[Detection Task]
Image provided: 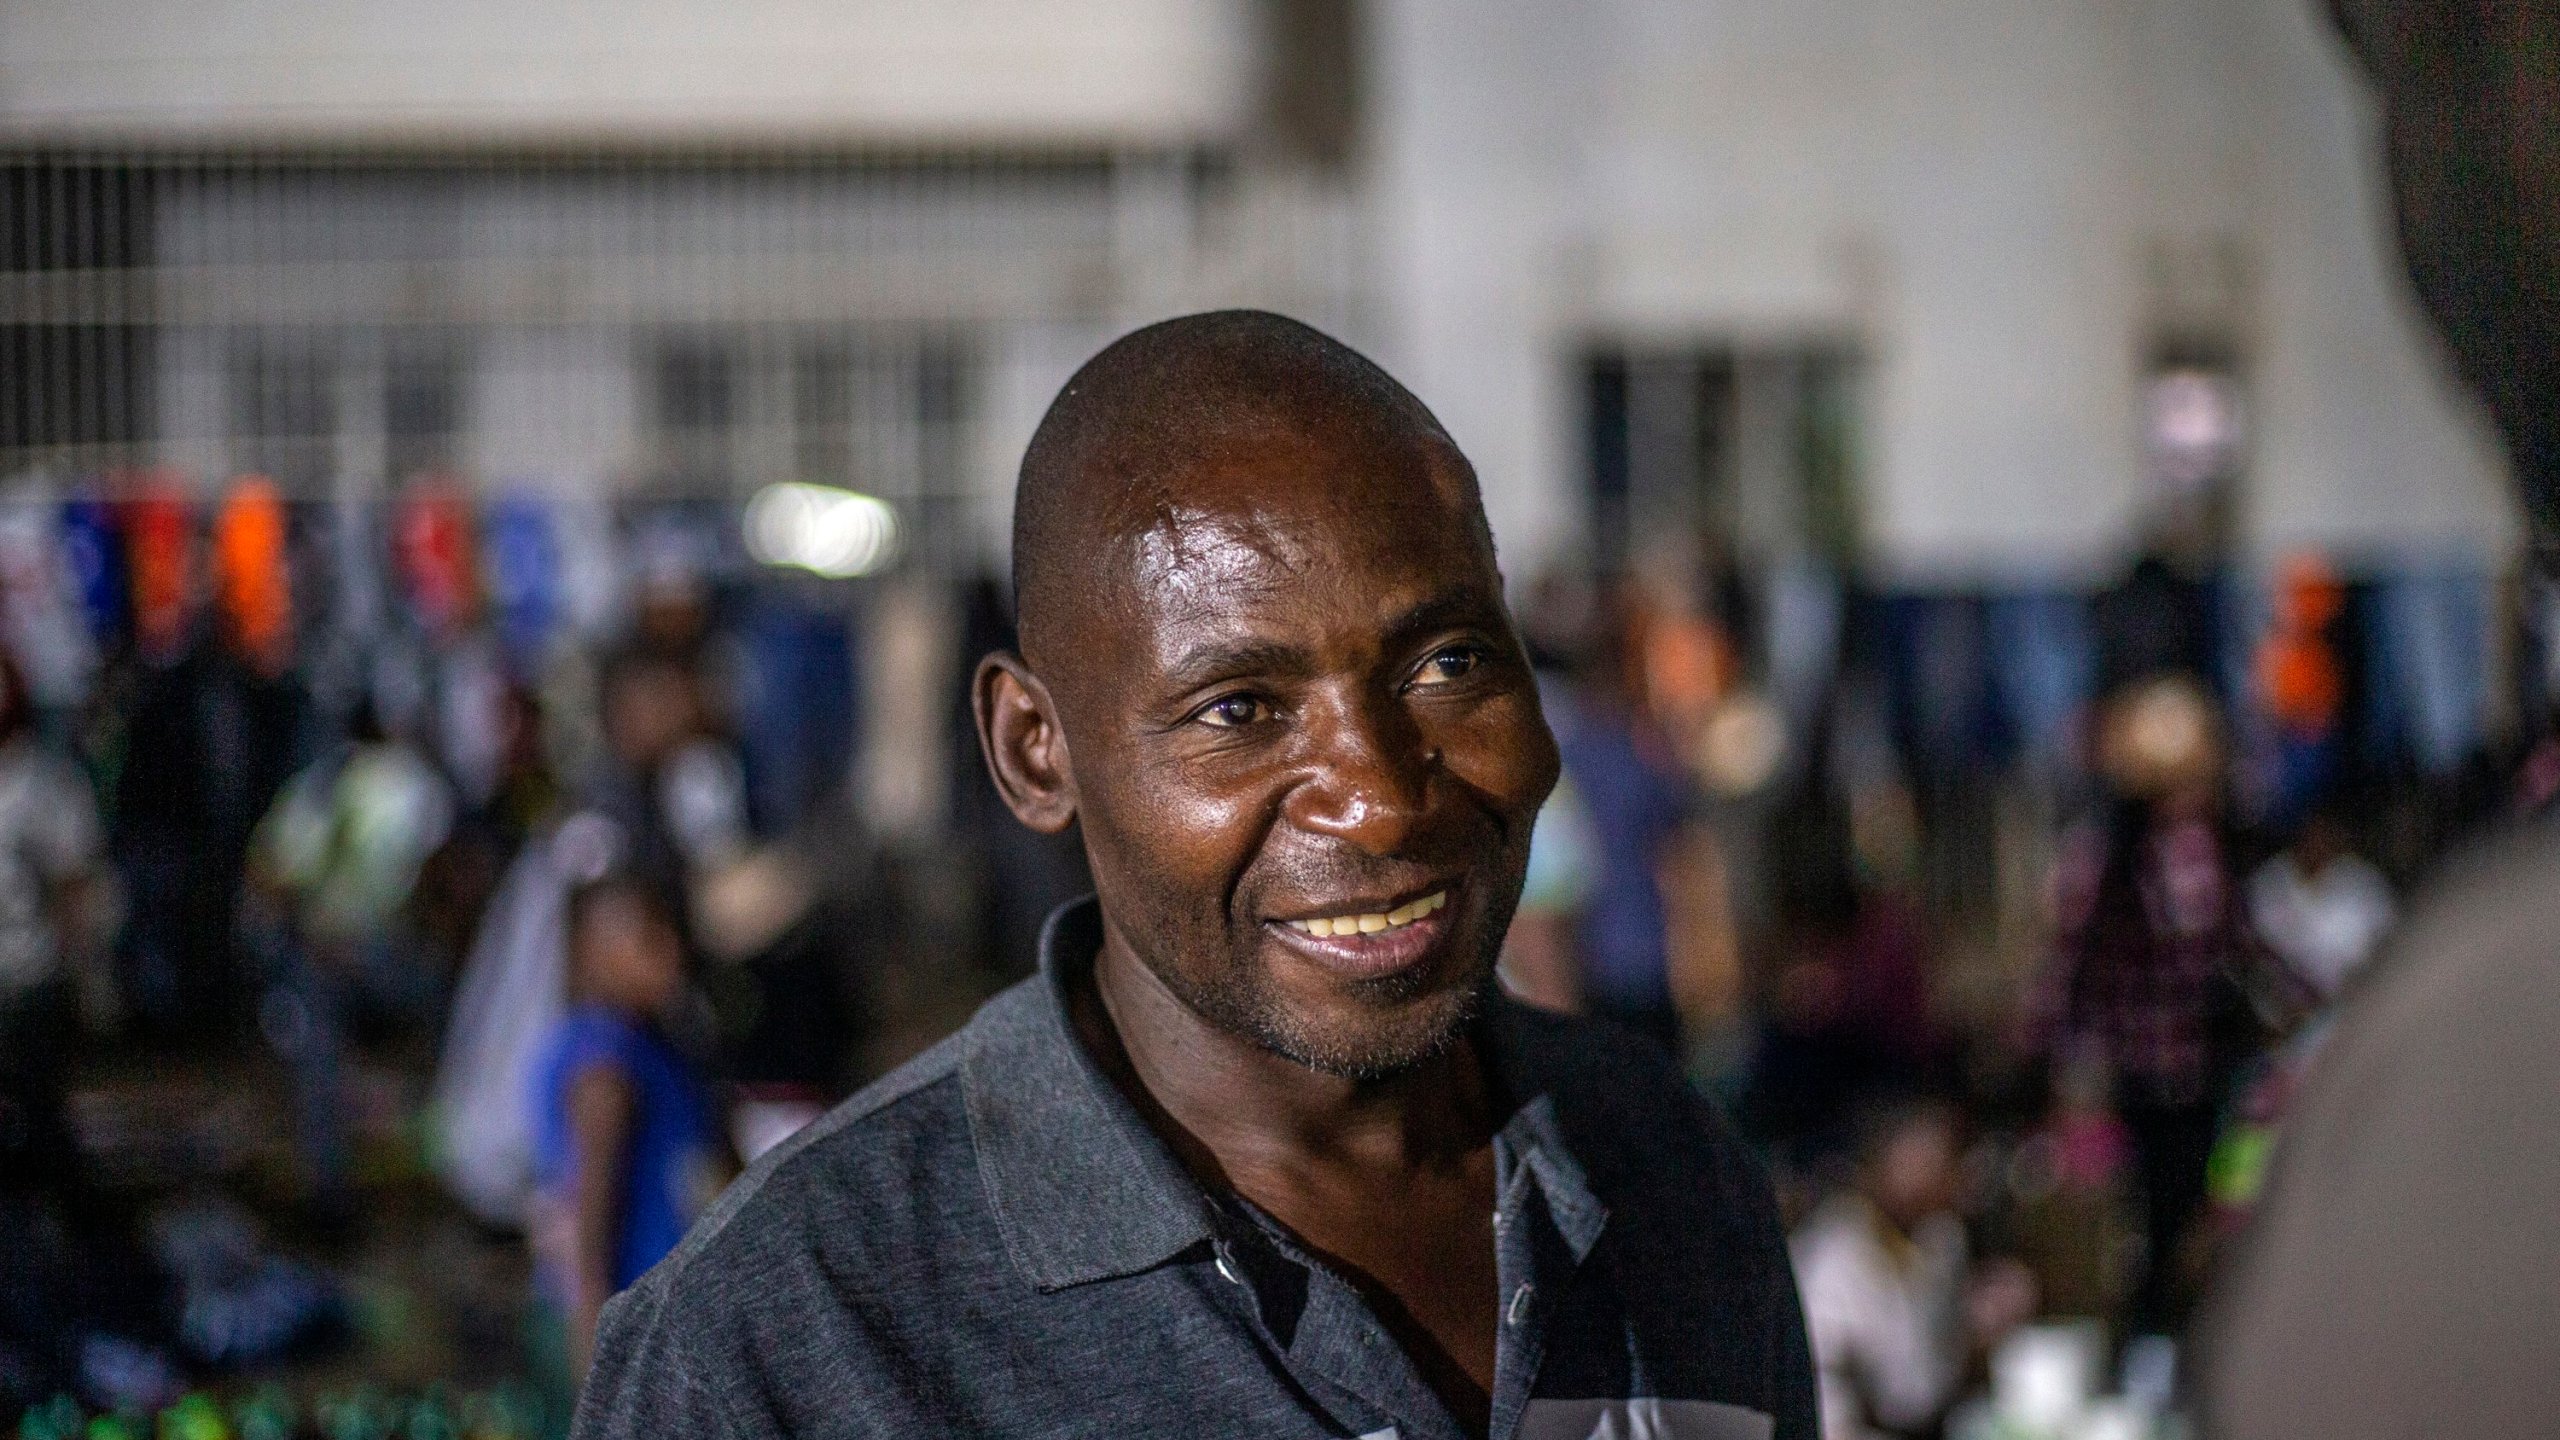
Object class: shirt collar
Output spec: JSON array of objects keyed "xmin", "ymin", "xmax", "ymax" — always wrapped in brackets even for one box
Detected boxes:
[
  {"xmin": 961, "ymin": 895, "xmax": 1611, "ymax": 1291},
  {"xmin": 962, "ymin": 897, "xmax": 1218, "ymax": 1292},
  {"xmin": 1480, "ymin": 1004, "xmax": 1610, "ymax": 1262}
]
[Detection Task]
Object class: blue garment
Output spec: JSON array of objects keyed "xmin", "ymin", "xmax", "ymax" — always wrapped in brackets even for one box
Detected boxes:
[
  {"xmin": 1985, "ymin": 591, "xmax": 2095, "ymax": 777},
  {"xmin": 1555, "ymin": 700, "xmax": 1692, "ymax": 1012},
  {"xmin": 482, "ymin": 495, "xmax": 563, "ymax": 668},
  {"xmin": 533, "ymin": 1006, "xmax": 721, "ymax": 1293},
  {"xmin": 2367, "ymin": 567, "xmax": 2491, "ymax": 776},
  {"xmin": 734, "ymin": 601, "xmax": 858, "ymax": 836},
  {"xmin": 58, "ymin": 498, "xmax": 125, "ymax": 644}
]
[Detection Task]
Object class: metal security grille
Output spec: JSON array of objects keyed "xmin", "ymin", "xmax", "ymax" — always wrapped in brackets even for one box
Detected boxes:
[{"xmin": 1, "ymin": 146, "xmax": 1367, "ymax": 572}]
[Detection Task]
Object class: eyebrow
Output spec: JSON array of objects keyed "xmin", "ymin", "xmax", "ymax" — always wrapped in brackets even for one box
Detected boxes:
[
  {"xmin": 1154, "ymin": 587, "xmax": 1500, "ymax": 693},
  {"xmin": 1377, "ymin": 589, "xmax": 1499, "ymax": 647},
  {"xmin": 1158, "ymin": 638, "xmax": 1312, "ymax": 692}
]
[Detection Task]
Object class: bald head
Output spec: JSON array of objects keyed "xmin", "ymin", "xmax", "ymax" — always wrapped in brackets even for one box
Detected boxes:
[
  {"xmin": 1012, "ymin": 310, "xmax": 1480, "ymax": 662},
  {"xmin": 976, "ymin": 309, "xmax": 1554, "ymax": 1081}
]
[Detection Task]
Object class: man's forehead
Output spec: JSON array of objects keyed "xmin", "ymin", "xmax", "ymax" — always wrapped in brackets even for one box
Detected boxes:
[{"xmin": 1102, "ymin": 470, "xmax": 1497, "ymax": 660}]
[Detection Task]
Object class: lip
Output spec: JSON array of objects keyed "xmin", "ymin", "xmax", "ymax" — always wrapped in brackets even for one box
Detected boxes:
[{"xmin": 1263, "ymin": 884, "xmax": 1460, "ymax": 981}]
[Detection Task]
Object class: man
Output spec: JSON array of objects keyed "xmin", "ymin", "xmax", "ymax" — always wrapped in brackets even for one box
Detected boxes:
[
  {"xmin": 574, "ymin": 311, "xmax": 1815, "ymax": 1439},
  {"xmin": 2202, "ymin": 3, "xmax": 2560, "ymax": 1437}
]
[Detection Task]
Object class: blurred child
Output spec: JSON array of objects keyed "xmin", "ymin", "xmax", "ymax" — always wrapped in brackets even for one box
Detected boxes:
[
  {"xmin": 1793, "ymin": 1098, "xmax": 2037, "ymax": 1440},
  {"xmin": 2246, "ymin": 805, "xmax": 2393, "ymax": 1004},
  {"xmin": 530, "ymin": 875, "xmax": 730, "ymax": 1388}
]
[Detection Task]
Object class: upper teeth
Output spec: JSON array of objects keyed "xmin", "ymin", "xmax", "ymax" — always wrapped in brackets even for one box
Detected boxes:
[{"xmin": 1287, "ymin": 890, "xmax": 1447, "ymax": 938}]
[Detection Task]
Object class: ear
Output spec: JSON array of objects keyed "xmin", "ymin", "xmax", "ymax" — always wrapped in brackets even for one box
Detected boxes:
[{"xmin": 973, "ymin": 651, "xmax": 1078, "ymax": 834}]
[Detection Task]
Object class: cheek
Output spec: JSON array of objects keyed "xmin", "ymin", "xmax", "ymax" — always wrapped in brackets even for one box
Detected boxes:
[
  {"xmin": 1434, "ymin": 700, "xmax": 1560, "ymax": 821},
  {"xmin": 1080, "ymin": 746, "xmax": 1279, "ymax": 915}
]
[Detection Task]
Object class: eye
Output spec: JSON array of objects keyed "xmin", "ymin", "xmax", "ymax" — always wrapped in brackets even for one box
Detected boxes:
[
  {"xmin": 1197, "ymin": 693, "xmax": 1271, "ymax": 728},
  {"xmin": 1411, "ymin": 644, "xmax": 1487, "ymax": 687}
]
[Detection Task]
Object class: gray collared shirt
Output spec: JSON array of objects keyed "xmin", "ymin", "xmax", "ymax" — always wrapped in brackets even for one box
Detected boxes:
[{"xmin": 574, "ymin": 899, "xmax": 1815, "ymax": 1440}]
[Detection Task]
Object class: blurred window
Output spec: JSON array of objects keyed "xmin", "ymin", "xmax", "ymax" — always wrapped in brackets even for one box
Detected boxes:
[
  {"xmin": 230, "ymin": 334, "xmax": 336, "ymax": 491},
  {"xmin": 1584, "ymin": 344, "xmax": 1864, "ymax": 576}
]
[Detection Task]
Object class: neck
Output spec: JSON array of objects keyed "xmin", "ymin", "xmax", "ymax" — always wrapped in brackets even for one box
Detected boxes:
[{"xmin": 1080, "ymin": 926, "xmax": 1494, "ymax": 1190}]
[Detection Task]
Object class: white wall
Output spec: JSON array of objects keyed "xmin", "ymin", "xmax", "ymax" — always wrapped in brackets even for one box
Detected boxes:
[
  {"xmin": 0, "ymin": 0, "xmax": 1256, "ymax": 147},
  {"xmin": 1368, "ymin": 0, "xmax": 2516, "ymax": 584},
  {"xmin": 1366, "ymin": 0, "xmax": 1602, "ymax": 586},
  {"xmin": 2235, "ymin": 0, "xmax": 2515, "ymax": 561}
]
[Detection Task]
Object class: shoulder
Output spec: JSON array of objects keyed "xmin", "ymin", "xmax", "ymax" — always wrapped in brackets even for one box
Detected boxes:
[
  {"xmin": 580, "ymin": 1022, "xmax": 989, "ymax": 1430},
  {"xmin": 2296, "ymin": 831, "xmax": 2560, "ymax": 1114},
  {"xmin": 1493, "ymin": 998, "xmax": 1771, "ymax": 1215},
  {"xmin": 667, "ymin": 1019, "xmax": 975, "ymax": 1281},
  {"xmin": 2204, "ymin": 829, "xmax": 2560, "ymax": 1432},
  {"xmin": 601, "ymin": 1016, "xmax": 989, "ymax": 1322}
]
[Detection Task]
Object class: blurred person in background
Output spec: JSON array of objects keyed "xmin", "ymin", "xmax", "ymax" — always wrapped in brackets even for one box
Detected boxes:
[
  {"xmin": 0, "ymin": 647, "xmax": 116, "ymax": 1208},
  {"xmin": 0, "ymin": 651, "xmax": 178, "ymax": 1417},
  {"xmin": 246, "ymin": 696, "xmax": 455, "ymax": 1218},
  {"xmin": 1498, "ymin": 769, "xmax": 1597, "ymax": 1014},
  {"xmin": 0, "ymin": 650, "xmax": 115, "ymax": 1136},
  {"xmin": 584, "ymin": 647, "xmax": 749, "ymax": 932},
  {"xmin": 1751, "ymin": 757, "xmax": 1944, "ymax": 1164},
  {"xmin": 429, "ymin": 694, "xmax": 601, "ymax": 1232},
  {"xmin": 111, "ymin": 627, "xmax": 304, "ymax": 1039},
  {"xmin": 2203, "ymin": 2, "xmax": 2560, "ymax": 1434},
  {"xmin": 2024, "ymin": 741, "xmax": 2254, "ymax": 1342},
  {"xmin": 530, "ymin": 873, "xmax": 730, "ymax": 1397},
  {"xmin": 2244, "ymin": 803, "xmax": 2393, "ymax": 1007},
  {"xmin": 1793, "ymin": 1097, "xmax": 2037, "ymax": 1440},
  {"xmin": 1495, "ymin": 571, "xmax": 1602, "ymax": 1015},
  {"xmin": 1542, "ymin": 590, "xmax": 1722, "ymax": 1052}
]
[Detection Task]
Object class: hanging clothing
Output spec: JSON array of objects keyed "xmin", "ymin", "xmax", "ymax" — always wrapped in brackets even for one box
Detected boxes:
[
  {"xmin": 59, "ymin": 494, "xmax": 126, "ymax": 648},
  {"xmin": 211, "ymin": 478, "xmax": 294, "ymax": 676},
  {"xmin": 1985, "ymin": 591, "xmax": 2094, "ymax": 779},
  {"xmin": 2366, "ymin": 566, "xmax": 2491, "ymax": 776},
  {"xmin": 0, "ymin": 476, "xmax": 98, "ymax": 713},
  {"xmin": 124, "ymin": 485, "xmax": 196, "ymax": 664},
  {"xmin": 482, "ymin": 494, "xmax": 564, "ymax": 668}
]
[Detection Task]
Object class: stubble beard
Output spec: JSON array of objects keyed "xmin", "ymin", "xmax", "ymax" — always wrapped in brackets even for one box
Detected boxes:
[{"xmin": 1151, "ymin": 878, "xmax": 1526, "ymax": 1083}]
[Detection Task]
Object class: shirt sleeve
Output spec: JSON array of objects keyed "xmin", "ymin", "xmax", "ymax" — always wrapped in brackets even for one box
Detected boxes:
[{"xmin": 573, "ymin": 1271, "xmax": 747, "ymax": 1440}]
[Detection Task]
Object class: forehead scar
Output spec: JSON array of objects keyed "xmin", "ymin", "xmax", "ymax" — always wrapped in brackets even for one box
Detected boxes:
[{"xmin": 1126, "ymin": 505, "xmax": 1309, "ymax": 604}]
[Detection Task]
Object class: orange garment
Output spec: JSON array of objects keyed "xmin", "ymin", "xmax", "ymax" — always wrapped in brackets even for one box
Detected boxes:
[
  {"xmin": 2255, "ymin": 554, "xmax": 2345, "ymax": 739},
  {"xmin": 213, "ymin": 478, "xmax": 295, "ymax": 675}
]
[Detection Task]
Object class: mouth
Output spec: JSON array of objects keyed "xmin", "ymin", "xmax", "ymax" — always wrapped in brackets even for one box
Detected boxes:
[{"xmin": 1266, "ymin": 887, "xmax": 1457, "ymax": 980}]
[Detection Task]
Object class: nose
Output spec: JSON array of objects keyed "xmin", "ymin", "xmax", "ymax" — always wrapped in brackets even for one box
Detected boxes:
[{"xmin": 1283, "ymin": 687, "xmax": 1434, "ymax": 855}]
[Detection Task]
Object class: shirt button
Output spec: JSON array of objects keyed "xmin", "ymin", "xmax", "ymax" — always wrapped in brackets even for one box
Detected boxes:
[
  {"xmin": 1506, "ymin": 1284, "xmax": 1534, "ymax": 1327},
  {"xmin": 1213, "ymin": 1248, "xmax": 1244, "ymax": 1286}
]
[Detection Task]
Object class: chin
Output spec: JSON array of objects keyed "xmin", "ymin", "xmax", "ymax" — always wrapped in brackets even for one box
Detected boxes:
[{"xmin": 1254, "ymin": 964, "xmax": 1491, "ymax": 1081}]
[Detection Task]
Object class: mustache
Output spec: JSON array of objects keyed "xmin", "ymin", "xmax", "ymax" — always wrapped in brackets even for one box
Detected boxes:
[{"xmin": 1240, "ymin": 834, "xmax": 1519, "ymax": 914}]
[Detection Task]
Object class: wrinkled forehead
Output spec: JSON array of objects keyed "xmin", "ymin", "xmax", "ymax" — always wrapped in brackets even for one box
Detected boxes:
[{"xmin": 1100, "ymin": 437, "xmax": 1496, "ymax": 660}]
